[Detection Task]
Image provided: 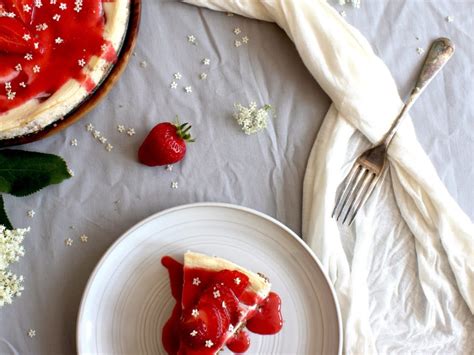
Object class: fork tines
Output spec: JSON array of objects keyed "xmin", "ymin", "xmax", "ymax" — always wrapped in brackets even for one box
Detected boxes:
[{"xmin": 332, "ymin": 163, "xmax": 379, "ymax": 225}]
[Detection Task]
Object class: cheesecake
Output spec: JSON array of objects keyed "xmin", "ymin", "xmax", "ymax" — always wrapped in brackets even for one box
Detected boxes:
[{"xmin": 0, "ymin": 0, "xmax": 130, "ymax": 140}]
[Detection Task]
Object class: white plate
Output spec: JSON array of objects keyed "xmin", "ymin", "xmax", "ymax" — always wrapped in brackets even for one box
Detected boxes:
[{"xmin": 77, "ymin": 203, "xmax": 342, "ymax": 354}]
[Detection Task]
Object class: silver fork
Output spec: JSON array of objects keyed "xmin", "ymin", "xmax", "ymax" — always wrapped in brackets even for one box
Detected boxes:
[{"xmin": 332, "ymin": 37, "xmax": 455, "ymax": 225}]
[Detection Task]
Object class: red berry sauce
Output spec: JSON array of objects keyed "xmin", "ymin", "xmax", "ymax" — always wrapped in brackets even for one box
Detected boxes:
[
  {"xmin": 162, "ymin": 256, "xmax": 283, "ymax": 355},
  {"xmin": 0, "ymin": 0, "xmax": 117, "ymax": 114}
]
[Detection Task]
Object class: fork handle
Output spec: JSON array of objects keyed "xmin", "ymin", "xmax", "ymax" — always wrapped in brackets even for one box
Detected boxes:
[{"xmin": 382, "ymin": 38, "xmax": 455, "ymax": 147}]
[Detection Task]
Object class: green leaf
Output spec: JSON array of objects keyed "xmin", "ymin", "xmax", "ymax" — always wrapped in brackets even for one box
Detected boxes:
[
  {"xmin": 0, "ymin": 195, "xmax": 13, "ymax": 229},
  {"xmin": 0, "ymin": 149, "xmax": 72, "ymax": 197}
]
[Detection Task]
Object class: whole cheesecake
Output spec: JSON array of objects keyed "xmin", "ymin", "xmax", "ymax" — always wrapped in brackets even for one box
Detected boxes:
[{"xmin": 0, "ymin": 0, "xmax": 130, "ymax": 140}]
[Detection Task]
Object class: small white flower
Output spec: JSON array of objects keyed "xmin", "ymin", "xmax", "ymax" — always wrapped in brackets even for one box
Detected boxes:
[
  {"xmin": 170, "ymin": 81, "xmax": 178, "ymax": 89},
  {"xmin": 416, "ymin": 47, "xmax": 425, "ymax": 55},
  {"xmin": 184, "ymin": 86, "xmax": 192, "ymax": 93},
  {"xmin": 117, "ymin": 124, "xmax": 125, "ymax": 133},
  {"xmin": 105, "ymin": 143, "xmax": 113, "ymax": 152},
  {"xmin": 233, "ymin": 27, "xmax": 241, "ymax": 35},
  {"xmin": 99, "ymin": 136, "xmax": 107, "ymax": 144},
  {"xmin": 202, "ymin": 58, "xmax": 210, "ymax": 65},
  {"xmin": 52, "ymin": 14, "xmax": 61, "ymax": 21},
  {"xmin": 190, "ymin": 330, "xmax": 198, "ymax": 337},
  {"xmin": 23, "ymin": 34, "xmax": 31, "ymax": 41},
  {"xmin": 171, "ymin": 181, "xmax": 179, "ymax": 189},
  {"xmin": 78, "ymin": 59, "xmax": 86, "ymax": 67},
  {"xmin": 192, "ymin": 277, "xmax": 201, "ymax": 286},
  {"xmin": 213, "ymin": 290, "xmax": 220, "ymax": 298},
  {"xmin": 35, "ymin": 23, "xmax": 48, "ymax": 31},
  {"xmin": 228, "ymin": 324, "xmax": 234, "ymax": 332},
  {"xmin": 27, "ymin": 210, "xmax": 35, "ymax": 218},
  {"xmin": 165, "ymin": 164, "xmax": 173, "ymax": 171},
  {"xmin": 222, "ymin": 301, "xmax": 226, "ymax": 309},
  {"xmin": 126, "ymin": 128, "xmax": 135, "ymax": 136},
  {"xmin": 34, "ymin": 42, "xmax": 39, "ymax": 49},
  {"xmin": 205, "ymin": 340, "xmax": 214, "ymax": 348},
  {"xmin": 446, "ymin": 15, "xmax": 454, "ymax": 23},
  {"xmin": 65, "ymin": 238, "xmax": 73, "ymax": 246},
  {"xmin": 93, "ymin": 130, "xmax": 101, "ymax": 138},
  {"xmin": 191, "ymin": 309, "xmax": 199, "ymax": 318},
  {"xmin": 15, "ymin": 64, "xmax": 22, "ymax": 72},
  {"xmin": 32, "ymin": 65, "xmax": 40, "ymax": 73},
  {"xmin": 23, "ymin": 4, "xmax": 32, "ymax": 12},
  {"xmin": 187, "ymin": 34, "xmax": 196, "ymax": 44},
  {"xmin": 59, "ymin": 3, "xmax": 67, "ymax": 10},
  {"xmin": 25, "ymin": 53, "xmax": 33, "ymax": 61},
  {"xmin": 233, "ymin": 102, "xmax": 272, "ymax": 135},
  {"xmin": 19, "ymin": 82, "xmax": 27, "ymax": 88},
  {"xmin": 234, "ymin": 40, "xmax": 242, "ymax": 47},
  {"xmin": 70, "ymin": 138, "xmax": 78, "ymax": 146},
  {"xmin": 173, "ymin": 72, "xmax": 182, "ymax": 80},
  {"xmin": 241, "ymin": 36, "xmax": 249, "ymax": 44},
  {"xmin": 5, "ymin": 82, "xmax": 11, "ymax": 90},
  {"xmin": 139, "ymin": 61, "xmax": 147, "ymax": 68},
  {"xmin": 86, "ymin": 123, "xmax": 94, "ymax": 131},
  {"xmin": 234, "ymin": 277, "xmax": 241, "ymax": 285},
  {"xmin": 6, "ymin": 91, "xmax": 16, "ymax": 100},
  {"xmin": 199, "ymin": 73, "xmax": 207, "ymax": 80},
  {"xmin": 50, "ymin": 0, "xmax": 57, "ymax": 4},
  {"xmin": 67, "ymin": 168, "xmax": 75, "ymax": 176},
  {"xmin": 28, "ymin": 329, "xmax": 36, "ymax": 338},
  {"xmin": 80, "ymin": 234, "xmax": 88, "ymax": 243},
  {"xmin": 55, "ymin": 37, "xmax": 64, "ymax": 44},
  {"xmin": 35, "ymin": 0, "xmax": 42, "ymax": 8}
]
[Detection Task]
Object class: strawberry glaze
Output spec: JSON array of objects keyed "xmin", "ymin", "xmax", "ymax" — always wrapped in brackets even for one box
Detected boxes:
[
  {"xmin": 162, "ymin": 256, "xmax": 283, "ymax": 355},
  {"xmin": 0, "ymin": 0, "xmax": 117, "ymax": 114}
]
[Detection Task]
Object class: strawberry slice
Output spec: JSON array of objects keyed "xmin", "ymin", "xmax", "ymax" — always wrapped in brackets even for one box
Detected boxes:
[
  {"xmin": 0, "ymin": 17, "xmax": 33, "ymax": 55},
  {"xmin": 181, "ymin": 303, "xmax": 228, "ymax": 349},
  {"xmin": 213, "ymin": 270, "xmax": 249, "ymax": 297},
  {"xmin": 199, "ymin": 283, "xmax": 241, "ymax": 326},
  {"xmin": 0, "ymin": 0, "xmax": 34, "ymax": 25}
]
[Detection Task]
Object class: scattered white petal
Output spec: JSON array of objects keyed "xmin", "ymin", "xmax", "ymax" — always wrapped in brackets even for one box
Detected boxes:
[
  {"xmin": 170, "ymin": 81, "xmax": 178, "ymax": 89},
  {"xmin": 202, "ymin": 58, "xmax": 210, "ymax": 65},
  {"xmin": 80, "ymin": 234, "xmax": 88, "ymax": 243},
  {"xmin": 70, "ymin": 138, "xmax": 78, "ymax": 146},
  {"xmin": 126, "ymin": 128, "xmax": 135, "ymax": 136},
  {"xmin": 171, "ymin": 181, "xmax": 179, "ymax": 189},
  {"xmin": 199, "ymin": 72, "xmax": 207, "ymax": 80},
  {"xmin": 416, "ymin": 47, "xmax": 425, "ymax": 55},
  {"xmin": 67, "ymin": 168, "xmax": 74, "ymax": 176},
  {"xmin": 27, "ymin": 210, "xmax": 35, "ymax": 218},
  {"xmin": 205, "ymin": 340, "xmax": 214, "ymax": 348},
  {"xmin": 228, "ymin": 324, "xmax": 234, "ymax": 332},
  {"xmin": 222, "ymin": 301, "xmax": 226, "ymax": 309},
  {"xmin": 52, "ymin": 13, "xmax": 61, "ymax": 21},
  {"xmin": 233, "ymin": 27, "xmax": 241, "ymax": 35},
  {"xmin": 184, "ymin": 86, "xmax": 192, "ymax": 93},
  {"xmin": 27, "ymin": 329, "xmax": 36, "ymax": 338},
  {"xmin": 65, "ymin": 238, "xmax": 73, "ymax": 246},
  {"xmin": 173, "ymin": 72, "xmax": 182, "ymax": 80},
  {"xmin": 117, "ymin": 124, "xmax": 125, "ymax": 133}
]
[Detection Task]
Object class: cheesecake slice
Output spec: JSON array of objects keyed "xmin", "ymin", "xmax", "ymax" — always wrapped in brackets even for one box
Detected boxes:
[{"xmin": 178, "ymin": 251, "xmax": 271, "ymax": 354}]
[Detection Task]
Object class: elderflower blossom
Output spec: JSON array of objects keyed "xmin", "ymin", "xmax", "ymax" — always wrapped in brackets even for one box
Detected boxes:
[
  {"xmin": 339, "ymin": 0, "xmax": 360, "ymax": 8},
  {"xmin": 0, "ymin": 226, "xmax": 29, "ymax": 307},
  {"xmin": 233, "ymin": 102, "xmax": 272, "ymax": 135}
]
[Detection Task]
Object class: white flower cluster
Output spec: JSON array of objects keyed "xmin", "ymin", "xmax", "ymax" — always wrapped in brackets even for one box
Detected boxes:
[
  {"xmin": 339, "ymin": 0, "xmax": 360, "ymax": 8},
  {"xmin": 0, "ymin": 226, "xmax": 29, "ymax": 307},
  {"xmin": 233, "ymin": 102, "xmax": 272, "ymax": 135}
]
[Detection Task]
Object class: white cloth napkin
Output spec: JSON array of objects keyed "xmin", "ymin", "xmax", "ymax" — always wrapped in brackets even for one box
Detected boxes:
[{"xmin": 183, "ymin": 0, "xmax": 474, "ymax": 353}]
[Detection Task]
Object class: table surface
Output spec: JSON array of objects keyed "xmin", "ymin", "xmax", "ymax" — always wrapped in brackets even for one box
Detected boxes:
[{"xmin": 1, "ymin": 0, "xmax": 472, "ymax": 353}]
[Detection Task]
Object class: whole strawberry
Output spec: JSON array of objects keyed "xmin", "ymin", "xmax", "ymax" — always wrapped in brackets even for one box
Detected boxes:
[{"xmin": 138, "ymin": 119, "xmax": 194, "ymax": 166}]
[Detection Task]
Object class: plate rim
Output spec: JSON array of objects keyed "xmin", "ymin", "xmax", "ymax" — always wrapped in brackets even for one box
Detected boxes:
[{"xmin": 76, "ymin": 202, "xmax": 343, "ymax": 354}]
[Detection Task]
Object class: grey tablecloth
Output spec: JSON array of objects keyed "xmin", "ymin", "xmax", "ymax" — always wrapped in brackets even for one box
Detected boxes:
[{"xmin": 1, "ymin": 0, "xmax": 473, "ymax": 353}]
